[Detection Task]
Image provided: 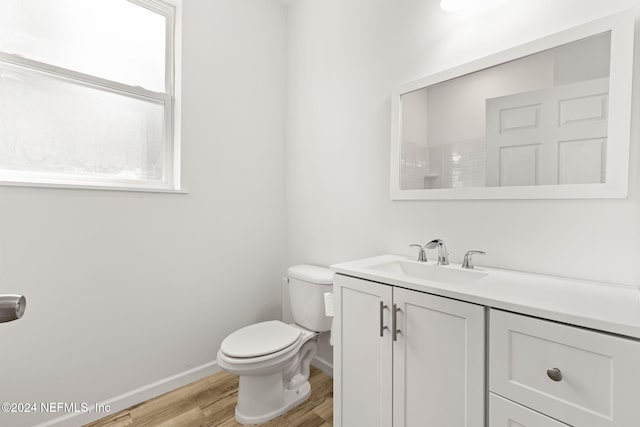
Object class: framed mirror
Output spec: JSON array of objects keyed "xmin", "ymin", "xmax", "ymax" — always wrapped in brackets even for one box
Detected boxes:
[{"xmin": 390, "ymin": 10, "xmax": 634, "ymax": 200}]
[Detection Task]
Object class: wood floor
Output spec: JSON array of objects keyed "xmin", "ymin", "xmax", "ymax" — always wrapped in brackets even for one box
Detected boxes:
[{"xmin": 85, "ymin": 367, "xmax": 333, "ymax": 427}]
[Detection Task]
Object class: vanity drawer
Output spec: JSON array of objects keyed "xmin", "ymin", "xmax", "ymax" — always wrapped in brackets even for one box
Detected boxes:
[
  {"xmin": 489, "ymin": 309, "xmax": 640, "ymax": 427},
  {"xmin": 490, "ymin": 393, "xmax": 569, "ymax": 427}
]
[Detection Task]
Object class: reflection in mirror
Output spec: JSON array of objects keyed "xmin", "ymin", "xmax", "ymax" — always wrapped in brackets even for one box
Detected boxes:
[{"xmin": 400, "ymin": 32, "xmax": 611, "ymax": 190}]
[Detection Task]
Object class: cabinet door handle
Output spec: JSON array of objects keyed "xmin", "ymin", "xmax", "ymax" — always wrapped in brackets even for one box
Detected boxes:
[
  {"xmin": 547, "ymin": 368, "xmax": 563, "ymax": 382},
  {"xmin": 392, "ymin": 303, "xmax": 401, "ymax": 341},
  {"xmin": 379, "ymin": 301, "xmax": 389, "ymax": 337}
]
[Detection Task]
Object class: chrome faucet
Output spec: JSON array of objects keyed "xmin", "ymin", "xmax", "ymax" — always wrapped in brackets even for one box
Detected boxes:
[
  {"xmin": 462, "ymin": 250, "xmax": 485, "ymax": 270},
  {"xmin": 426, "ymin": 239, "xmax": 449, "ymax": 265},
  {"xmin": 409, "ymin": 244, "xmax": 428, "ymax": 262}
]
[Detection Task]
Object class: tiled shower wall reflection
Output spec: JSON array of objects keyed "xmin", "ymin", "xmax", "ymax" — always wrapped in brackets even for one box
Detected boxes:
[
  {"xmin": 434, "ymin": 138, "xmax": 486, "ymax": 188},
  {"xmin": 401, "ymin": 138, "xmax": 486, "ymax": 190}
]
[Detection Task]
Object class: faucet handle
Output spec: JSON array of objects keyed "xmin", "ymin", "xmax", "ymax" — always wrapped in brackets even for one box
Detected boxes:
[
  {"xmin": 462, "ymin": 250, "xmax": 485, "ymax": 270},
  {"xmin": 409, "ymin": 244, "xmax": 428, "ymax": 262}
]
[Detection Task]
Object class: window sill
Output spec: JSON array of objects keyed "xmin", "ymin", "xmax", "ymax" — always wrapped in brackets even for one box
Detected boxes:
[{"xmin": 0, "ymin": 180, "xmax": 188, "ymax": 194}]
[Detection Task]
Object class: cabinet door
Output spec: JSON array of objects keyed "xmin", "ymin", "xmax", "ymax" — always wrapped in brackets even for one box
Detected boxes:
[
  {"xmin": 393, "ymin": 288, "xmax": 485, "ymax": 427},
  {"xmin": 334, "ymin": 275, "xmax": 393, "ymax": 427}
]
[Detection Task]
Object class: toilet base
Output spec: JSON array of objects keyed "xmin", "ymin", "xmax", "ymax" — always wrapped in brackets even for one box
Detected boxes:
[{"xmin": 235, "ymin": 380, "xmax": 311, "ymax": 425}]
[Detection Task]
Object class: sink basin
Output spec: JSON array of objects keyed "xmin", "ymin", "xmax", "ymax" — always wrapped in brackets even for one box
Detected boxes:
[{"xmin": 365, "ymin": 260, "xmax": 488, "ymax": 286}]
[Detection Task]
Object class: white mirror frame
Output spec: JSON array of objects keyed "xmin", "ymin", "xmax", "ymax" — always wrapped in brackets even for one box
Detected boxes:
[{"xmin": 390, "ymin": 10, "xmax": 634, "ymax": 200}]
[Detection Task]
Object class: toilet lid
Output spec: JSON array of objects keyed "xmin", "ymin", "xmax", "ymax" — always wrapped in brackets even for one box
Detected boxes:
[{"xmin": 221, "ymin": 320, "xmax": 302, "ymax": 358}]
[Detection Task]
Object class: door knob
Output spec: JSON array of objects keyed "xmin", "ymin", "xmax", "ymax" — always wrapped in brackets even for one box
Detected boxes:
[{"xmin": 0, "ymin": 295, "xmax": 26, "ymax": 323}]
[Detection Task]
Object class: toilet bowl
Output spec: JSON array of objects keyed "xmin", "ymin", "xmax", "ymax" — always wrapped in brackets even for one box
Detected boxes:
[
  {"xmin": 217, "ymin": 321, "xmax": 318, "ymax": 424},
  {"xmin": 216, "ymin": 265, "xmax": 333, "ymax": 425}
]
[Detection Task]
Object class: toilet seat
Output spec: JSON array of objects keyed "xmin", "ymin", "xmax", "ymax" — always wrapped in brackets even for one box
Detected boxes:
[
  {"xmin": 217, "ymin": 322, "xmax": 316, "ymax": 375},
  {"xmin": 221, "ymin": 320, "xmax": 302, "ymax": 358}
]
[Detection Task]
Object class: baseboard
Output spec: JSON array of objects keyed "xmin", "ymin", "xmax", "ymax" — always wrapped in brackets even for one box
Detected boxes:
[
  {"xmin": 312, "ymin": 356, "xmax": 333, "ymax": 377},
  {"xmin": 34, "ymin": 360, "xmax": 221, "ymax": 427}
]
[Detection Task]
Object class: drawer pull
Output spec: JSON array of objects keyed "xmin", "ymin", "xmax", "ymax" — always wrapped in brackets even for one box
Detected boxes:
[
  {"xmin": 379, "ymin": 301, "xmax": 389, "ymax": 337},
  {"xmin": 392, "ymin": 303, "xmax": 401, "ymax": 341},
  {"xmin": 546, "ymin": 368, "xmax": 563, "ymax": 382}
]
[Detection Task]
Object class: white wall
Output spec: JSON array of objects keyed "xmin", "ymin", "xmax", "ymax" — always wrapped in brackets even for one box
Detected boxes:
[
  {"xmin": 286, "ymin": 0, "xmax": 640, "ymax": 363},
  {"xmin": 0, "ymin": 1, "xmax": 286, "ymax": 426}
]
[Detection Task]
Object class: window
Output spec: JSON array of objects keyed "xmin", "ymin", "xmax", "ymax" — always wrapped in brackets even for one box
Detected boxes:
[{"xmin": 0, "ymin": 0, "xmax": 181, "ymax": 191}]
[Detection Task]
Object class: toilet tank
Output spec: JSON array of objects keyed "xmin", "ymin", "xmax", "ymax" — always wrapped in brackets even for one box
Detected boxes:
[{"xmin": 287, "ymin": 265, "xmax": 333, "ymax": 332}]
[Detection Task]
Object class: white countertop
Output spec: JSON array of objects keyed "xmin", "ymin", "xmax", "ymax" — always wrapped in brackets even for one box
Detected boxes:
[{"xmin": 331, "ymin": 254, "xmax": 640, "ymax": 340}]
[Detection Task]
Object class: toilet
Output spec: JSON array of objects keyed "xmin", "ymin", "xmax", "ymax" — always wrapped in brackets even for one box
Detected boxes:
[{"xmin": 217, "ymin": 265, "xmax": 333, "ymax": 425}]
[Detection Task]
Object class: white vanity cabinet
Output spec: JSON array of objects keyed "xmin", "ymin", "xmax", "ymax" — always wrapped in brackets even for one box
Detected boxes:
[
  {"xmin": 333, "ymin": 274, "xmax": 485, "ymax": 427},
  {"xmin": 332, "ymin": 254, "xmax": 640, "ymax": 427}
]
